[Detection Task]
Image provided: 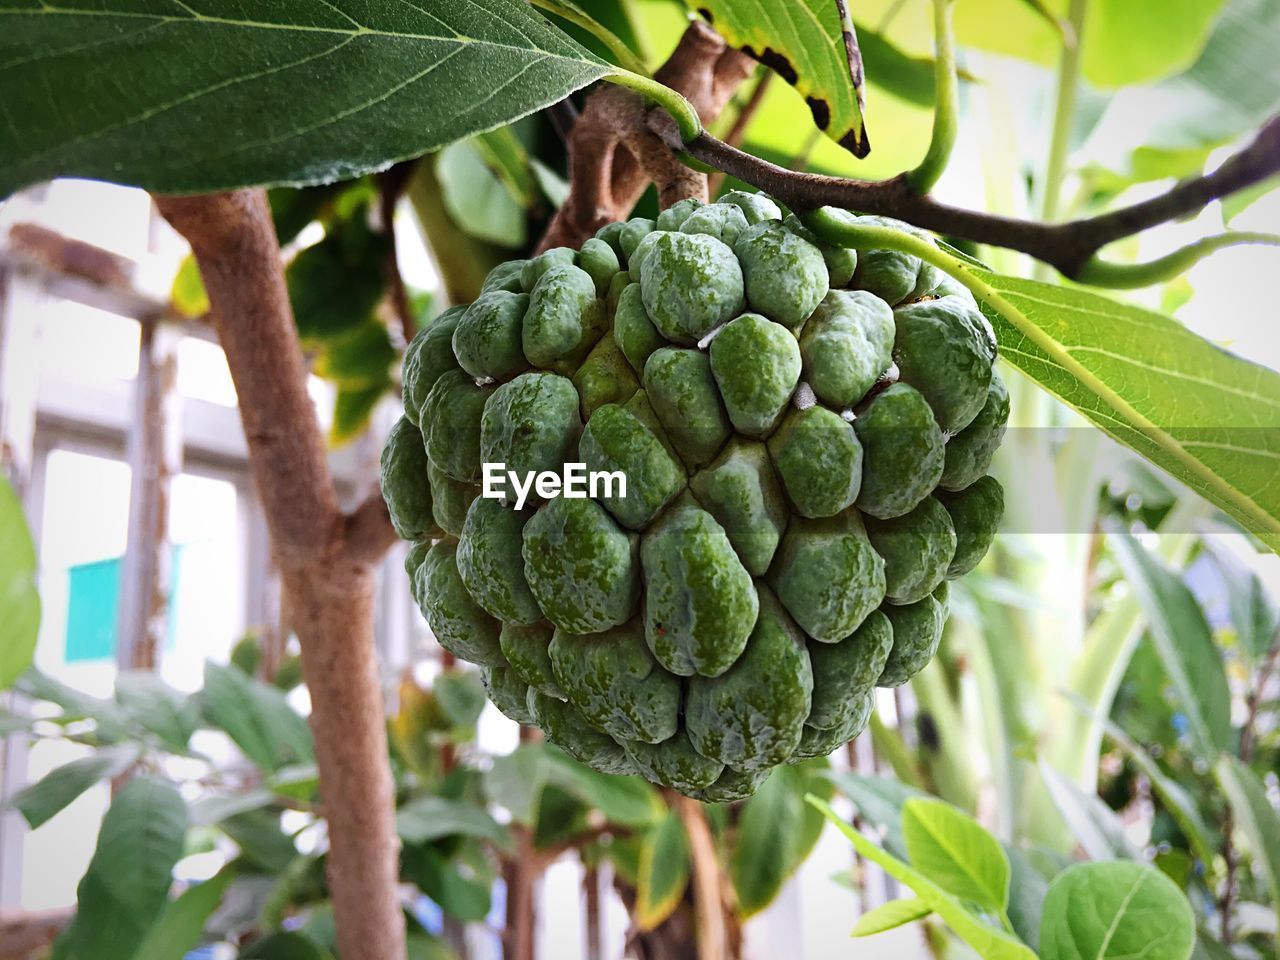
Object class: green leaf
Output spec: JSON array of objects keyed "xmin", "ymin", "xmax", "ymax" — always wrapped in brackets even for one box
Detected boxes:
[
  {"xmin": 485, "ymin": 744, "xmax": 550, "ymax": 825},
  {"xmin": 1215, "ymin": 755, "xmax": 1280, "ymax": 932},
  {"xmin": 688, "ymin": 0, "xmax": 868, "ymax": 156},
  {"xmin": 974, "ymin": 270, "xmax": 1280, "ymax": 551},
  {"xmin": 730, "ymin": 766, "xmax": 809, "ymax": 917},
  {"xmin": 133, "ymin": 868, "xmax": 236, "ymax": 960},
  {"xmin": 17, "ymin": 669, "xmax": 133, "ymax": 741},
  {"xmin": 1039, "ymin": 760, "xmax": 1140, "ymax": 861},
  {"xmin": 1202, "ymin": 539, "xmax": 1280, "ymax": 662},
  {"xmin": 240, "ymin": 931, "xmax": 335, "ymax": 960},
  {"xmin": 313, "ymin": 321, "xmax": 397, "ymax": 388},
  {"xmin": 543, "ymin": 746, "xmax": 664, "ymax": 827},
  {"xmin": 396, "ymin": 795, "xmax": 512, "ymax": 852},
  {"xmin": 11, "ymin": 744, "xmax": 141, "ymax": 829},
  {"xmin": 809, "ymin": 796, "xmax": 1037, "ymax": 960},
  {"xmin": 1039, "ymin": 861, "xmax": 1196, "ymax": 960},
  {"xmin": 436, "ymin": 140, "xmax": 529, "ymax": 249},
  {"xmin": 852, "ymin": 898, "xmax": 932, "ymax": 937},
  {"xmin": 115, "ymin": 671, "xmax": 200, "ymax": 753},
  {"xmin": 434, "ymin": 670, "xmax": 487, "ymax": 731},
  {"xmin": 634, "ymin": 808, "xmax": 689, "ymax": 931},
  {"xmin": 789, "ymin": 759, "xmax": 835, "ymax": 873},
  {"xmin": 220, "ymin": 809, "xmax": 299, "ymax": 874},
  {"xmin": 902, "ymin": 797, "xmax": 1010, "ymax": 914},
  {"xmin": 201, "ymin": 661, "xmax": 314, "ymax": 773},
  {"xmin": 402, "ymin": 845, "xmax": 491, "ymax": 922},
  {"xmin": 825, "ymin": 771, "xmax": 926, "ymax": 859},
  {"xmin": 407, "ymin": 934, "xmax": 460, "ymax": 960},
  {"xmin": 60, "ymin": 777, "xmax": 188, "ymax": 960},
  {"xmin": 0, "ymin": 0, "xmax": 610, "ymax": 196},
  {"xmin": 0, "ymin": 477, "xmax": 39, "ymax": 690},
  {"xmin": 287, "ymin": 221, "xmax": 388, "ymax": 345},
  {"xmin": 330, "ymin": 380, "xmax": 390, "ymax": 446},
  {"xmin": 1107, "ymin": 530, "xmax": 1231, "ymax": 757}
]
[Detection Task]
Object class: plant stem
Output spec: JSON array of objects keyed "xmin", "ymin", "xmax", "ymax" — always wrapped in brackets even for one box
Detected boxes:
[
  {"xmin": 1075, "ymin": 232, "xmax": 1280, "ymax": 287},
  {"xmin": 906, "ymin": 0, "xmax": 958, "ymax": 195},
  {"xmin": 528, "ymin": 0, "xmax": 651, "ymax": 77},
  {"xmin": 1039, "ymin": 0, "xmax": 1087, "ymax": 224},
  {"xmin": 606, "ymin": 70, "xmax": 703, "ymax": 142}
]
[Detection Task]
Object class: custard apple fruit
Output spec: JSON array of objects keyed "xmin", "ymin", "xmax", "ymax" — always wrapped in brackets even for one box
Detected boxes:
[{"xmin": 382, "ymin": 196, "xmax": 1006, "ymax": 801}]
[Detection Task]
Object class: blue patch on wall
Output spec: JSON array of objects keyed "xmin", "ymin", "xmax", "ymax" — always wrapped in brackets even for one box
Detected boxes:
[{"xmin": 65, "ymin": 550, "xmax": 182, "ymax": 663}]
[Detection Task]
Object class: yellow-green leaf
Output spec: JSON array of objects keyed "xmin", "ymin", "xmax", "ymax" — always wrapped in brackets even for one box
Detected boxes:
[
  {"xmin": 170, "ymin": 255, "xmax": 209, "ymax": 319},
  {"xmin": 634, "ymin": 809, "xmax": 689, "ymax": 931},
  {"xmin": 852, "ymin": 898, "xmax": 932, "ymax": 937},
  {"xmin": 688, "ymin": 0, "xmax": 868, "ymax": 156}
]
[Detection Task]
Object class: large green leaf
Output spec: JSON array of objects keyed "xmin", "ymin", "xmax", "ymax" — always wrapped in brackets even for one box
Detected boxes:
[
  {"xmin": 1039, "ymin": 861, "xmax": 1195, "ymax": 960},
  {"xmin": 902, "ymin": 797, "xmax": 1010, "ymax": 915},
  {"xmin": 132, "ymin": 868, "xmax": 236, "ymax": 960},
  {"xmin": 634, "ymin": 808, "xmax": 689, "ymax": 931},
  {"xmin": 11, "ymin": 744, "xmax": 141, "ymax": 829},
  {"xmin": 0, "ymin": 477, "xmax": 39, "ymax": 690},
  {"xmin": 201, "ymin": 661, "xmax": 313, "ymax": 773},
  {"xmin": 975, "ymin": 270, "xmax": 1280, "ymax": 551},
  {"xmin": 689, "ymin": 0, "xmax": 867, "ymax": 156},
  {"xmin": 1107, "ymin": 530, "xmax": 1232, "ymax": 758},
  {"xmin": 730, "ymin": 766, "xmax": 809, "ymax": 916},
  {"xmin": 1215, "ymin": 755, "xmax": 1280, "ymax": 931},
  {"xmin": 810, "ymin": 797, "xmax": 1037, "ymax": 960},
  {"xmin": 0, "ymin": 0, "xmax": 610, "ymax": 196},
  {"xmin": 59, "ymin": 777, "xmax": 188, "ymax": 960}
]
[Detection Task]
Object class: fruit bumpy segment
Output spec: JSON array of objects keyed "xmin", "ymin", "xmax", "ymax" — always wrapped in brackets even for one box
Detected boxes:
[{"xmin": 382, "ymin": 192, "xmax": 1007, "ymax": 801}]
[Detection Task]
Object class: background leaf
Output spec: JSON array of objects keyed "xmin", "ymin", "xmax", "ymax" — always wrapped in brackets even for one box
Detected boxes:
[
  {"xmin": 634, "ymin": 808, "xmax": 689, "ymax": 931},
  {"xmin": 976, "ymin": 270, "xmax": 1280, "ymax": 550},
  {"xmin": 114, "ymin": 672, "xmax": 200, "ymax": 753},
  {"xmin": 1039, "ymin": 861, "xmax": 1196, "ymax": 960},
  {"xmin": 1039, "ymin": 760, "xmax": 1141, "ymax": 861},
  {"xmin": 0, "ymin": 0, "xmax": 609, "ymax": 195},
  {"xmin": 11, "ymin": 744, "xmax": 141, "ymax": 829},
  {"xmin": 730, "ymin": 766, "xmax": 809, "ymax": 916},
  {"xmin": 437, "ymin": 141, "xmax": 530, "ymax": 249},
  {"xmin": 902, "ymin": 797, "xmax": 1010, "ymax": 914},
  {"xmin": 58, "ymin": 777, "xmax": 188, "ymax": 960},
  {"xmin": 0, "ymin": 477, "xmax": 39, "ymax": 690},
  {"xmin": 395, "ymin": 795, "xmax": 511, "ymax": 852},
  {"xmin": 1108, "ymin": 530, "xmax": 1232, "ymax": 757},
  {"xmin": 201, "ymin": 662, "xmax": 314, "ymax": 773},
  {"xmin": 1215, "ymin": 755, "xmax": 1280, "ymax": 931},
  {"xmin": 132, "ymin": 868, "xmax": 236, "ymax": 960},
  {"xmin": 852, "ymin": 898, "xmax": 932, "ymax": 937}
]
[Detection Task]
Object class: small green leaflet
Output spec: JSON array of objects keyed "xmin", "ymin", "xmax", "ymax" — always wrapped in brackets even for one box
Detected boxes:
[
  {"xmin": 901, "ymin": 797, "xmax": 1010, "ymax": 915},
  {"xmin": 0, "ymin": 0, "xmax": 611, "ymax": 196},
  {"xmin": 852, "ymin": 898, "xmax": 932, "ymax": 937},
  {"xmin": 688, "ymin": 0, "xmax": 868, "ymax": 157}
]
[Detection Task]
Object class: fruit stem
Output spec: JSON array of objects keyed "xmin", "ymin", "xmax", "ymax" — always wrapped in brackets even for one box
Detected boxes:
[
  {"xmin": 905, "ymin": 0, "xmax": 958, "ymax": 196},
  {"xmin": 606, "ymin": 70, "xmax": 703, "ymax": 143}
]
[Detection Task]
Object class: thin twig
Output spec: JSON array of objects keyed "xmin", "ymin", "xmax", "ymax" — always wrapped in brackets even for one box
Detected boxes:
[
  {"xmin": 666, "ymin": 114, "xmax": 1280, "ymax": 279},
  {"xmin": 377, "ymin": 161, "xmax": 419, "ymax": 345}
]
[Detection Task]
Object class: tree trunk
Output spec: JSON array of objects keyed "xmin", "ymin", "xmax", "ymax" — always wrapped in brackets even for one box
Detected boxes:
[{"xmin": 156, "ymin": 190, "xmax": 406, "ymax": 960}]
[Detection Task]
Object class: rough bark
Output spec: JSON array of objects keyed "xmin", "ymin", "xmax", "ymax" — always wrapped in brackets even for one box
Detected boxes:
[
  {"xmin": 156, "ymin": 190, "xmax": 405, "ymax": 960},
  {"xmin": 537, "ymin": 21, "xmax": 755, "ymax": 252}
]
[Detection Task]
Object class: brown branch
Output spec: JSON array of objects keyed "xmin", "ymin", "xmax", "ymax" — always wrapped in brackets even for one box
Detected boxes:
[
  {"xmin": 537, "ymin": 21, "xmax": 755, "ymax": 251},
  {"xmin": 155, "ymin": 189, "xmax": 406, "ymax": 960},
  {"xmin": 378, "ymin": 161, "xmax": 420, "ymax": 345},
  {"xmin": 673, "ymin": 795, "xmax": 727, "ymax": 960},
  {"xmin": 344, "ymin": 492, "xmax": 399, "ymax": 566},
  {"xmin": 673, "ymin": 114, "xmax": 1280, "ymax": 278}
]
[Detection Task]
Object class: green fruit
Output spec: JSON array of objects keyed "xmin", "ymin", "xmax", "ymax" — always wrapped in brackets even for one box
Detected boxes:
[
  {"xmin": 768, "ymin": 406, "xmax": 863, "ymax": 518},
  {"xmin": 402, "ymin": 306, "xmax": 464, "ymax": 424},
  {"xmin": 735, "ymin": 221, "xmax": 828, "ymax": 331},
  {"xmin": 529, "ymin": 691, "xmax": 635, "ymax": 775},
  {"xmin": 799, "ymin": 290, "xmax": 894, "ymax": 409},
  {"xmin": 484, "ymin": 666, "xmax": 535, "ymax": 724},
  {"xmin": 854, "ymin": 383, "xmax": 945, "ymax": 520},
  {"xmin": 806, "ymin": 611, "xmax": 892, "ymax": 729},
  {"xmin": 522, "ymin": 496, "xmax": 639, "ymax": 633},
  {"xmin": 709, "ymin": 313, "xmax": 801, "ymax": 437},
  {"xmin": 940, "ymin": 373, "xmax": 1009, "ymax": 491},
  {"xmin": 549, "ymin": 619, "xmax": 681, "ymax": 743},
  {"xmin": 866, "ymin": 497, "xmax": 957, "ymax": 604},
  {"xmin": 771, "ymin": 512, "xmax": 886, "ymax": 642},
  {"xmin": 685, "ymin": 588, "xmax": 813, "ymax": 771},
  {"xmin": 638, "ymin": 231, "xmax": 745, "ymax": 344},
  {"xmin": 938, "ymin": 475, "xmax": 1003, "ymax": 578},
  {"xmin": 381, "ymin": 417, "xmax": 438, "ymax": 541},
  {"xmin": 385, "ymin": 195, "xmax": 1005, "ymax": 798},
  {"xmin": 893, "ymin": 295, "xmax": 997, "ymax": 433},
  {"xmin": 878, "ymin": 588, "xmax": 947, "ymax": 687},
  {"xmin": 418, "ymin": 540, "xmax": 504, "ymax": 667},
  {"xmin": 641, "ymin": 499, "xmax": 758, "ymax": 677}
]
